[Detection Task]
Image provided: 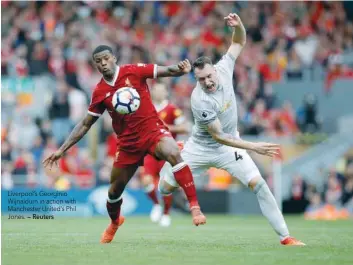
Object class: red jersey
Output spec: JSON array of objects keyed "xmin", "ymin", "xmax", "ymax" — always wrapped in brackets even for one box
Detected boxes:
[
  {"xmin": 155, "ymin": 100, "xmax": 185, "ymax": 139},
  {"xmin": 88, "ymin": 63, "xmax": 168, "ymax": 152}
]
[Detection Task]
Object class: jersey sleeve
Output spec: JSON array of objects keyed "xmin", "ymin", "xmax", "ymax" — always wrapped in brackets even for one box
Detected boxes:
[
  {"xmin": 135, "ymin": 63, "xmax": 157, "ymax": 79},
  {"xmin": 191, "ymin": 98, "xmax": 217, "ymax": 126},
  {"xmin": 87, "ymin": 89, "xmax": 106, "ymax": 117},
  {"xmin": 215, "ymin": 52, "xmax": 236, "ymax": 77}
]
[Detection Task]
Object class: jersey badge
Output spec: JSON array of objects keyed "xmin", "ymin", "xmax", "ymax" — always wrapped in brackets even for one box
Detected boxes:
[{"xmin": 221, "ymin": 100, "xmax": 232, "ymax": 113}]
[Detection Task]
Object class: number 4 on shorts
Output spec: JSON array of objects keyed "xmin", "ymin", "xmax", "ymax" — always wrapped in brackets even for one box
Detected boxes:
[{"xmin": 235, "ymin": 151, "xmax": 243, "ymax": 161}]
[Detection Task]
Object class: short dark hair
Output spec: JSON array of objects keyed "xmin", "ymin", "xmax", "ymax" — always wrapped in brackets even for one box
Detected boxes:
[
  {"xmin": 92, "ymin": 45, "xmax": 113, "ymax": 59},
  {"xmin": 192, "ymin": 56, "xmax": 213, "ymax": 70}
]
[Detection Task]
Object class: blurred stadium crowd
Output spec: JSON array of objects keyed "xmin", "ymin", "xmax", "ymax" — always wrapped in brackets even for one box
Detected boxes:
[
  {"xmin": 1, "ymin": 0, "xmax": 353, "ymax": 209},
  {"xmin": 284, "ymin": 148, "xmax": 353, "ymax": 218}
]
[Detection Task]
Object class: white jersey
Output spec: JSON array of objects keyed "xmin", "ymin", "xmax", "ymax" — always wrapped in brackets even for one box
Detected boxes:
[
  {"xmin": 159, "ymin": 52, "xmax": 261, "ymax": 188},
  {"xmin": 189, "ymin": 53, "xmax": 238, "ymax": 149}
]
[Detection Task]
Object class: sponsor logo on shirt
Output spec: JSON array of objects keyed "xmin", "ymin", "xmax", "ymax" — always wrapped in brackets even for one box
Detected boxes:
[{"xmin": 220, "ymin": 100, "xmax": 232, "ymax": 113}]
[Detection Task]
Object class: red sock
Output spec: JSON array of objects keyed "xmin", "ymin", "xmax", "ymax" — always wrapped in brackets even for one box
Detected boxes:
[
  {"xmin": 145, "ymin": 184, "xmax": 159, "ymax": 205},
  {"xmin": 172, "ymin": 163, "xmax": 199, "ymax": 208},
  {"xmin": 162, "ymin": 195, "xmax": 173, "ymax": 215},
  {"xmin": 106, "ymin": 199, "xmax": 123, "ymax": 225}
]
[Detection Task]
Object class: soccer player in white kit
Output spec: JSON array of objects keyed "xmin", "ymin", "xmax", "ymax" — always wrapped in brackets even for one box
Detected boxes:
[{"xmin": 158, "ymin": 13, "xmax": 305, "ymax": 246}]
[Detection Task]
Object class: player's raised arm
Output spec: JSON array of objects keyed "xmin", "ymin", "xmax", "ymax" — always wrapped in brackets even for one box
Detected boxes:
[
  {"xmin": 206, "ymin": 119, "xmax": 280, "ymax": 157},
  {"xmin": 224, "ymin": 13, "xmax": 246, "ymax": 60},
  {"xmin": 42, "ymin": 114, "xmax": 99, "ymax": 169},
  {"xmin": 156, "ymin": 59, "xmax": 192, "ymax": 78}
]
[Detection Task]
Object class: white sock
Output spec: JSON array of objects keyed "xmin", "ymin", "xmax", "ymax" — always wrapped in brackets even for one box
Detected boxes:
[
  {"xmin": 253, "ymin": 179, "xmax": 289, "ymax": 240},
  {"xmin": 158, "ymin": 162, "xmax": 179, "ymax": 195},
  {"xmin": 144, "ymin": 183, "xmax": 155, "ymax": 193}
]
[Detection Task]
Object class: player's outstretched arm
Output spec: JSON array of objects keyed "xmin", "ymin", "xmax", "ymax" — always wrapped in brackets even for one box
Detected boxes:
[
  {"xmin": 156, "ymin": 59, "xmax": 191, "ymax": 78},
  {"xmin": 224, "ymin": 13, "xmax": 246, "ymax": 60},
  {"xmin": 42, "ymin": 114, "xmax": 99, "ymax": 169},
  {"xmin": 206, "ymin": 119, "xmax": 280, "ymax": 157}
]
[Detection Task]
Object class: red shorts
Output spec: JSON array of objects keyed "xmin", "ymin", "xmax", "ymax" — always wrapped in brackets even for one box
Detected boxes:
[
  {"xmin": 141, "ymin": 141, "xmax": 185, "ymax": 177},
  {"xmin": 113, "ymin": 130, "xmax": 172, "ymax": 168},
  {"xmin": 141, "ymin": 154, "xmax": 166, "ymax": 179}
]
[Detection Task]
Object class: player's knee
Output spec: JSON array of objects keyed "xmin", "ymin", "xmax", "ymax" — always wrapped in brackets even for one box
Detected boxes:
[
  {"xmin": 108, "ymin": 187, "xmax": 122, "ymax": 200},
  {"xmin": 158, "ymin": 180, "xmax": 175, "ymax": 195},
  {"xmin": 248, "ymin": 175, "xmax": 264, "ymax": 191},
  {"xmin": 109, "ymin": 179, "xmax": 127, "ymax": 199},
  {"xmin": 141, "ymin": 174, "xmax": 153, "ymax": 187},
  {"xmin": 166, "ymin": 147, "xmax": 182, "ymax": 166}
]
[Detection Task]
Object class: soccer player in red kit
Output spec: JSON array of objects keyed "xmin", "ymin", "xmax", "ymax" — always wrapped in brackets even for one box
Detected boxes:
[
  {"xmin": 43, "ymin": 45, "xmax": 206, "ymax": 244},
  {"xmin": 141, "ymin": 82, "xmax": 190, "ymax": 227}
]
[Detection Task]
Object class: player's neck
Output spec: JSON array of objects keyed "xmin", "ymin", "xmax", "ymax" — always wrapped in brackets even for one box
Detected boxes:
[
  {"xmin": 213, "ymin": 72, "xmax": 221, "ymax": 92},
  {"xmin": 103, "ymin": 73, "xmax": 114, "ymax": 82},
  {"xmin": 103, "ymin": 65, "xmax": 119, "ymax": 86},
  {"xmin": 215, "ymin": 80, "xmax": 221, "ymax": 91}
]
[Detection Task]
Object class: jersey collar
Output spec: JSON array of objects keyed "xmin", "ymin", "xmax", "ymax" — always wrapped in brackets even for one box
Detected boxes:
[{"xmin": 103, "ymin": 66, "xmax": 119, "ymax": 87}]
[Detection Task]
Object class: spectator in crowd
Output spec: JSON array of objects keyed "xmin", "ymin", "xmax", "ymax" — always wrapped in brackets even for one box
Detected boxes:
[
  {"xmin": 286, "ymin": 48, "xmax": 303, "ymax": 80},
  {"xmin": 304, "ymin": 150, "xmax": 353, "ymax": 219},
  {"xmin": 283, "ymin": 174, "xmax": 310, "ymax": 213},
  {"xmin": 291, "ymin": 174, "xmax": 308, "ymax": 201},
  {"xmin": 48, "ymin": 80, "xmax": 72, "ymax": 145},
  {"xmin": 28, "ymin": 41, "xmax": 49, "ymax": 76},
  {"xmin": 31, "ymin": 135, "xmax": 45, "ymax": 169},
  {"xmin": 1, "ymin": 140, "xmax": 13, "ymax": 163},
  {"xmin": 35, "ymin": 118, "xmax": 52, "ymax": 145},
  {"xmin": 324, "ymin": 173, "xmax": 342, "ymax": 205},
  {"xmin": 305, "ymin": 192, "xmax": 324, "ymax": 214},
  {"xmin": 271, "ymin": 101, "xmax": 299, "ymax": 137},
  {"xmin": 296, "ymin": 94, "xmax": 321, "ymax": 133},
  {"xmin": 8, "ymin": 114, "xmax": 40, "ymax": 150},
  {"xmin": 341, "ymin": 163, "xmax": 353, "ymax": 207}
]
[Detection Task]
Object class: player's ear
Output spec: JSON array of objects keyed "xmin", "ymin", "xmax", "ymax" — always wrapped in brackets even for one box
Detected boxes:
[{"xmin": 113, "ymin": 55, "xmax": 117, "ymax": 63}]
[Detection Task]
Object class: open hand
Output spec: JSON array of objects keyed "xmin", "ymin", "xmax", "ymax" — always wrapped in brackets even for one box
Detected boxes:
[
  {"xmin": 42, "ymin": 150, "xmax": 64, "ymax": 170},
  {"xmin": 252, "ymin": 142, "xmax": 280, "ymax": 157},
  {"xmin": 178, "ymin": 59, "xmax": 192, "ymax": 74},
  {"xmin": 224, "ymin": 13, "xmax": 242, "ymax": 28}
]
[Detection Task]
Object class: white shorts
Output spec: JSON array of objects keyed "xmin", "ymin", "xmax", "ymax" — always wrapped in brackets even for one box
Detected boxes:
[{"xmin": 159, "ymin": 141, "xmax": 261, "ymax": 188}]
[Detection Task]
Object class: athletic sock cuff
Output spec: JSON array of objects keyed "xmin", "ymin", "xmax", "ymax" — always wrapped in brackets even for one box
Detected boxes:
[
  {"xmin": 144, "ymin": 183, "xmax": 155, "ymax": 193},
  {"xmin": 172, "ymin": 162, "xmax": 187, "ymax": 172},
  {"xmin": 107, "ymin": 195, "xmax": 123, "ymax": 203},
  {"xmin": 253, "ymin": 178, "xmax": 266, "ymax": 194}
]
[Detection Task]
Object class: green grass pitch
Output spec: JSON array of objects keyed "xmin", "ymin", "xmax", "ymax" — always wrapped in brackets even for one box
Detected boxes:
[{"xmin": 2, "ymin": 215, "xmax": 353, "ymax": 265}]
